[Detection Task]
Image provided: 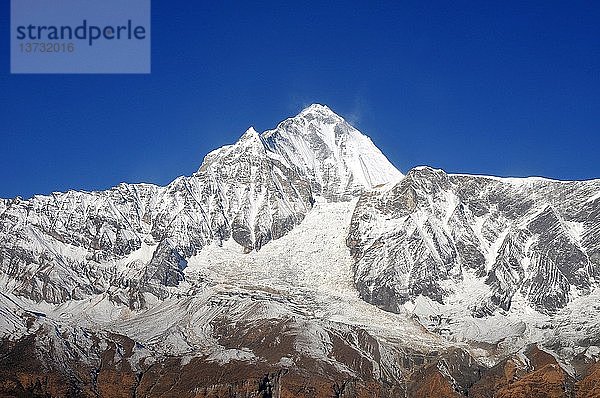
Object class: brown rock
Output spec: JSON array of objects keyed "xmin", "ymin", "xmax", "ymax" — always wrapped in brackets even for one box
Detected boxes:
[{"xmin": 576, "ymin": 361, "xmax": 600, "ymax": 398}]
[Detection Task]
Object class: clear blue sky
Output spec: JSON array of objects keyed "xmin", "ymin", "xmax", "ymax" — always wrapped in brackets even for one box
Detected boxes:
[{"xmin": 1, "ymin": 1, "xmax": 599, "ymax": 198}]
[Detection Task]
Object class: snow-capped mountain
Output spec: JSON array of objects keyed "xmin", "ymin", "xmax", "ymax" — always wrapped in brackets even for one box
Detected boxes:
[{"xmin": 1, "ymin": 105, "xmax": 600, "ymax": 397}]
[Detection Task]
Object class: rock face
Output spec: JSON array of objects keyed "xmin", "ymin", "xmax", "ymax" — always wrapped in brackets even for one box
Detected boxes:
[
  {"xmin": 1, "ymin": 105, "xmax": 600, "ymax": 397},
  {"xmin": 348, "ymin": 166, "xmax": 600, "ymax": 315}
]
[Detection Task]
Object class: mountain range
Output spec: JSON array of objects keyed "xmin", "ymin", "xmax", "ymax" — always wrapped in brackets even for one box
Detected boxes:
[{"xmin": 1, "ymin": 104, "xmax": 599, "ymax": 397}]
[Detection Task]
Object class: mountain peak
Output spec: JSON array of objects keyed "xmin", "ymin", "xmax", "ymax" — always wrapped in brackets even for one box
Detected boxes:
[
  {"xmin": 199, "ymin": 105, "xmax": 402, "ymax": 201},
  {"xmin": 242, "ymin": 126, "xmax": 259, "ymax": 136},
  {"xmin": 239, "ymin": 126, "xmax": 261, "ymax": 142},
  {"xmin": 298, "ymin": 103, "xmax": 335, "ymax": 115},
  {"xmin": 294, "ymin": 104, "xmax": 345, "ymax": 124},
  {"xmin": 261, "ymin": 105, "xmax": 403, "ymax": 200},
  {"xmin": 197, "ymin": 127, "xmax": 265, "ymax": 174}
]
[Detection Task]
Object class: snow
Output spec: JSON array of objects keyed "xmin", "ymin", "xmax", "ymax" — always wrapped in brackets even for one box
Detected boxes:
[
  {"xmin": 585, "ymin": 346, "xmax": 600, "ymax": 359},
  {"xmin": 351, "ymin": 161, "xmax": 600, "ymax": 366},
  {"xmin": 588, "ymin": 190, "xmax": 600, "ymax": 203},
  {"xmin": 563, "ymin": 220, "xmax": 585, "ymax": 243},
  {"xmin": 206, "ymin": 348, "xmax": 256, "ymax": 364},
  {"xmin": 0, "ymin": 103, "xmax": 415, "ymax": 364},
  {"xmin": 485, "ymin": 228, "xmax": 510, "ymax": 271},
  {"xmin": 451, "ymin": 173, "xmax": 581, "ymax": 186}
]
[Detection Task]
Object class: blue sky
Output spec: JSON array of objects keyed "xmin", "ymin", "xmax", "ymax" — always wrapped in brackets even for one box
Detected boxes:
[{"xmin": 1, "ymin": 1, "xmax": 599, "ymax": 198}]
